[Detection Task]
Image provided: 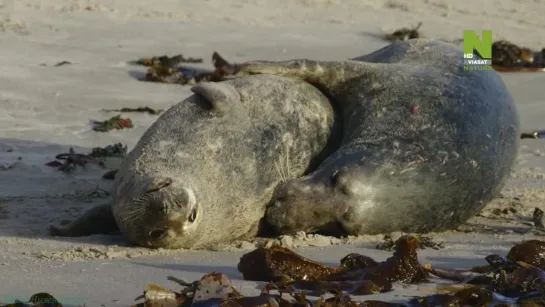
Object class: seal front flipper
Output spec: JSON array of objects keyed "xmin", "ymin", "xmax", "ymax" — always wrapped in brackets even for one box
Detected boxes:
[{"xmin": 49, "ymin": 203, "xmax": 119, "ymax": 237}]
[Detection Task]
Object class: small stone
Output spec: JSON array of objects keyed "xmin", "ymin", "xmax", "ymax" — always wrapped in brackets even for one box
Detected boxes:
[{"xmin": 106, "ymin": 250, "xmax": 128, "ymax": 259}]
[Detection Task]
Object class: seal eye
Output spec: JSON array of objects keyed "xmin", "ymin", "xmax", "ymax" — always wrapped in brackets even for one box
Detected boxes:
[
  {"xmin": 188, "ymin": 208, "xmax": 197, "ymax": 223},
  {"xmin": 331, "ymin": 170, "xmax": 340, "ymax": 186},
  {"xmin": 149, "ymin": 229, "xmax": 166, "ymax": 240}
]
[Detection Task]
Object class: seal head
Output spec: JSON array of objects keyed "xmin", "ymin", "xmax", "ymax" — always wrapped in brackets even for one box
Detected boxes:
[
  {"xmin": 239, "ymin": 39, "xmax": 520, "ymax": 236},
  {"xmin": 50, "ymin": 74, "xmax": 338, "ymax": 249}
]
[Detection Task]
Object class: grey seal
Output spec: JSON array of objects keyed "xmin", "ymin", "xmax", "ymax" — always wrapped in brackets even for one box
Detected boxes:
[
  {"xmin": 237, "ymin": 38, "xmax": 520, "ymax": 235},
  {"xmin": 50, "ymin": 74, "xmax": 339, "ymax": 249}
]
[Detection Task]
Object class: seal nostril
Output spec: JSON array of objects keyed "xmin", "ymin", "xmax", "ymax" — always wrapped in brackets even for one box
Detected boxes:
[
  {"xmin": 148, "ymin": 229, "xmax": 166, "ymax": 239},
  {"xmin": 145, "ymin": 178, "xmax": 173, "ymax": 194}
]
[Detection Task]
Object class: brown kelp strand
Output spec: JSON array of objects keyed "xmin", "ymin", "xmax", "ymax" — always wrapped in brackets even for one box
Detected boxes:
[{"xmin": 8, "ymin": 239, "xmax": 545, "ymax": 306}]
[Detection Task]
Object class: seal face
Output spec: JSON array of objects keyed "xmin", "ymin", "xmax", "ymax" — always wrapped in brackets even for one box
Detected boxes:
[
  {"xmin": 240, "ymin": 39, "xmax": 520, "ymax": 236},
  {"xmin": 50, "ymin": 74, "xmax": 339, "ymax": 249}
]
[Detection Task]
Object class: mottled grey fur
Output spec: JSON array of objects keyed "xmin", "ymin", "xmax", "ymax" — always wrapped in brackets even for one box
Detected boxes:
[
  {"xmin": 239, "ymin": 39, "xmax": 520, "ymax": 235},
  {"xmin": 50, "ymin": 74, "xmax": 338, "ymax": 249}
]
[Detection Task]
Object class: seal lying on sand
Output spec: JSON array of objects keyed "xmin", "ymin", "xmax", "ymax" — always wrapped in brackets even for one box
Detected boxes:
[
  {"xmin": 237, "ymin": 39, "xmax": 520, "ymax": 236},
  {"xmin": 50, "ymin": 74, "xmax": 339, "ymax": 249}
]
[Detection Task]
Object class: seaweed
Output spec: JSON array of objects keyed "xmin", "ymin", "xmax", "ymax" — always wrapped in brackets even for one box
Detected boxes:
[
  {"xmin": 138, "ymin": 51, "xmax": 240, "ymax": 85},
  {"xmin": 45, "ymin": 143, "xmax": 127, "ymax": 173},
  {"xmin": 133, "ymin": 54, "xmax": 204, "ymax": 67},
  {"xmin": 102, "ymin": 106, "xmax": 163, "ymax": 115},
  {"xmin": 237, "ymin": 245, "xmax": 342, "ymax": 282},
  {"xmin": 91, "ymin": 114, "xmax": 133, "ymax": 132},
  {"xmin": 384, "ymin": 22, "xmax": 422, "ymax": 42},
  {"xmin": 491, "ymin": 40, "xmax": 545, "ymax": 72},
  {"xmin": 375, "ymin": 235, "xmax": 445, "ymax": 251},
  {"xmin": 10, "ymin": 238, "xmax": 545, "ymax": 307}
]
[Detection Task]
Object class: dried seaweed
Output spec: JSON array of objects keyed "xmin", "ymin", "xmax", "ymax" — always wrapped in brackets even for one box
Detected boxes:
[
  {"xmin": 237, "ymin": 245, "xmax": 342, "ymax": 282},
  {"xmin": 45, "ymin": 143, "xmax": 127, "ymax": 173},
  {"xmin": 91, "ymin": 114, "xmax": 133, "ymax": 132},
  {"xmin": 10, "ymin": 238, "xmax": 545, "ymax": 307},
  {"xmin": 133, "ymin": 54, "xmax": 204, "ymax": 67},
  {"xmin": 0, "ymin": 292, "xmax": 63, "ymax": 306},
  {"xmin": 102, "ymin": 107, "xmax": 163, "ymax": 115},
  {"xmin": 138, "ymin": 51, "xmax": 240, "ymax": 85},
  {"xmin": 131, "ymin": 238, "xmax": 545, "ymax": 307},
  {"xmin": 384, "ymin": 22, "xmax": 422, "ymax": 42},
  {"xmin": 491, "ymin": 40, "xmax": 545, "ymax": 72},
  {"xmin": 375, "ymin": 234, "xmax": 445, "ymax": 251}
]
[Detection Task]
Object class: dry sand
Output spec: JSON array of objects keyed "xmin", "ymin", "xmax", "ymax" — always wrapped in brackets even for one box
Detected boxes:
[{"xmin": 1, "ymin": 0, "xmax": 545, "ymax": 305}]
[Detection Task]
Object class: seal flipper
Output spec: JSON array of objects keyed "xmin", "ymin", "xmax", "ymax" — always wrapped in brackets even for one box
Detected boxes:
[
  {"xmin": 49, "ymin": 203, "xmax": 119, "ymax": 237},
  {"xmin": 191, "ymin": 82, "xmax": 241, "ymax": 115},
  {"xmin": 237, "ymin": 59, "xmax": 363, "ymax": 95}
]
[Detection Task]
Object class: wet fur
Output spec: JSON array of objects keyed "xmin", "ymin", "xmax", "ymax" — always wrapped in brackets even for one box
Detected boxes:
[{"xmin": 242, "ymin": 39, "xmax": 520, "ymax": 235}]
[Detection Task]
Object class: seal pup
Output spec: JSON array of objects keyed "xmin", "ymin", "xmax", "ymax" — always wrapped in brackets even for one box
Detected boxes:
[
  {"xmin": 50, "ymin": 74, "xmax": 339, "ymax": 249},
  {"xmin": 237, "ymin": 39, "xmax": 520, "ymax": 236}
]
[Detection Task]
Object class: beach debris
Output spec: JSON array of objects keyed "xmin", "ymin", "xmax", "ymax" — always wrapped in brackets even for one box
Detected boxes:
[
  {"xmin": 133, "ymin": 54, "xmax": 204, "ymax": 67},
  {"xmin": 375, "ymin": 234, "xmax": 445, "ymax": 251},
  {"xmin": 14, "ymin": 238, "xmax": 545, "ymax": 306},
  {"xmin": 534, "ymin": 207, "xmax": 545, "ymax": 229},
  {"xmin": 137, "ymin": 51, "xmax": 240, "ymax": 85},
  {"xmin": 0, "ymin": 292, "xmax": 63, "ymax": 306},
  {"xmin": 102, "ymin": 106, "xmax": 164, "ymax": 115},
  {"xmin": 45, "ymin": 143, "xmax": 127, "ymax": 173},
  {"xmin": 88, "ymin": 143, "xmax": 127, "ymax": 158},
  {"xmin": 521, "ymin": 130, "xmax": 545, "ymax": 139},
  {"xmin": 492, "ymin": 40, "xmax": 534, "ymax": 68},
  {"xmin": 54, "ymin": 60, "xmax": 72, "ymax": 67},
  {"xmin": 491, "ymin": 40, "xmax": 545, "ymax": 72},
  {"xmin": 91, "ymin": 115, "xmax": 133, "ymax": 132},
  {"xmin": 238, "ymin": 235, "xmax": 427, "ymax": 291},
  {"xmin": 47, "ymin": 147, "xmax": 94, "ymax": 173},
  {"xmin": 237, "ymin": 244, "xmax": 343, "ymax": 282},
  {"xmin": 384, "ymin": 22, "xmax": 422, "ymax": 42}
]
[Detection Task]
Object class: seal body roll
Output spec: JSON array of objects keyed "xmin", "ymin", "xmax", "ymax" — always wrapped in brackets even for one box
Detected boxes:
[
  {"xmin": 50, "ymin": 74, "xmax": 339, "ymax": 249},
  {"xmin": 240, "ymin": 39, "xmax": 520, "ymax": 235}
]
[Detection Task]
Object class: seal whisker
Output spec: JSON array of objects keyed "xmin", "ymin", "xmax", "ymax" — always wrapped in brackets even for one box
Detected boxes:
[
  {"xmin": 285, "ymin": 143, "xmax": 291, "ymax": 179},
  {"xmin": 119, "ymin": 207, "xmax": 147, "ymax": 223},
  {"xmin": 275, "ymin": 160, "xmax": 286, "ymax": 183},
  {"xmin": 275, "ymin": 143, "xmax": 291, "ymax": 183}
]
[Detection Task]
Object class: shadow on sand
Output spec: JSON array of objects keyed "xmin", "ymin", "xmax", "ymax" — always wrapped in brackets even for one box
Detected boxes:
[{"xmin": 0, "ymin": 137, "xmax": 123, "ymax": 245}]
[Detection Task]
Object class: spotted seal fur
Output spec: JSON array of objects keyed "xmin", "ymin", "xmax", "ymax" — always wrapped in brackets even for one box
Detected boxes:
[
  {"xmin": 237, "ymin": 39, "xmax": 520, "ymax": 235},
  {"xmin": 50, "ymin": 74, "xmax": 339, "ymax": 249}
]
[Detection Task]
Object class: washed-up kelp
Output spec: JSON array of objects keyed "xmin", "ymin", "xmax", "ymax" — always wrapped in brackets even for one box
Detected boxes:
[
  {"xmin": 237, "ymin": 235, "xmax": 427, "ymax": 294},
  {"xmin": 102, "ymin": 107, "xmax": 164, "ymax": 115},
  {"xmin": 91, "ymin": 114, "xmax": 133, "ymax": 132},
  {"xmin": 521, "ymin": 130, "xmax": 545, "ymax": 139},
  {"xmin": 7, "ymin": 238, "xmax": 545, "ymax": 306},
  {"xmin": 384, "ymin": 22, "xmax": 422, "ymax": 42},
  {"xmin": 45, "ymin": 143, "xmax": 127, "ymax": 173},
  {"xmin": 134, "ymin": 51, "xmax": 240, "ymax": 85},
  {"xmin": 491, "ymin": 40, "xmax": 545, "ymax": 72},
  {"xmin": 130, "ymin": 237, "xmax": 545, "ymax": 307}
]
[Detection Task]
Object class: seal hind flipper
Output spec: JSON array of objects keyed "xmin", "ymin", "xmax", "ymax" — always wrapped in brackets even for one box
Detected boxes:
[
  {"xmin": 49, "ymin": 203, "xmax": 119, "ymax": 237},
  {"xmin": 190, "ymin": 82, "xmax": 241, "ymax": 115},
  {"xmin": 238, "ymin": 59, "xmax": 364, "ymax": 97}
]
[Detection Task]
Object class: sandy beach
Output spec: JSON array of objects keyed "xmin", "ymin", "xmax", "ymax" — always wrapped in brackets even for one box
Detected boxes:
[{"xmin": 2, "ymin": 0, "xmax": 545, "ymax": 305}]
